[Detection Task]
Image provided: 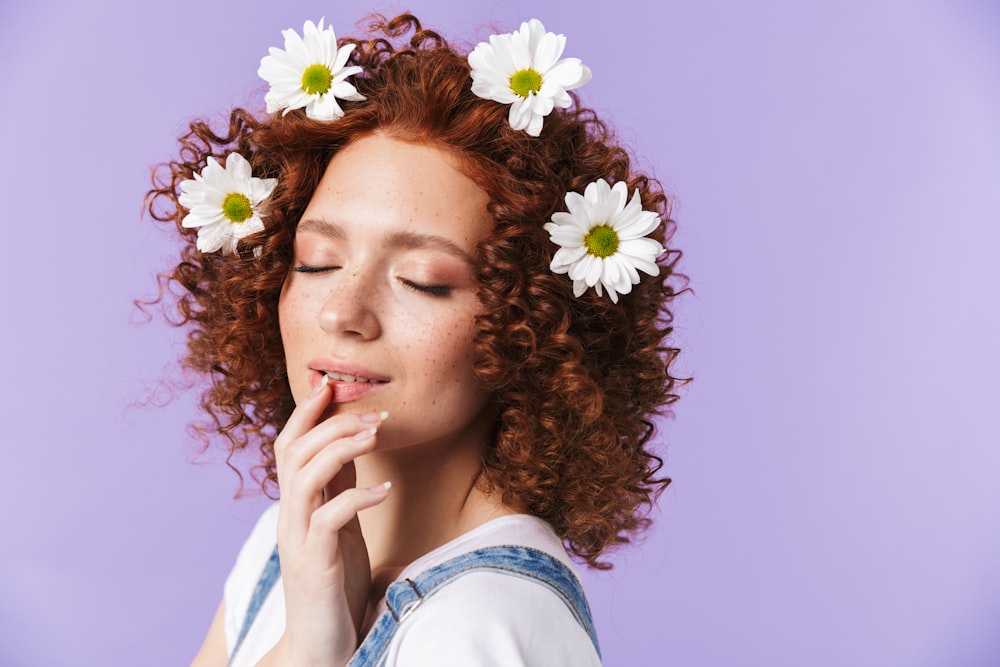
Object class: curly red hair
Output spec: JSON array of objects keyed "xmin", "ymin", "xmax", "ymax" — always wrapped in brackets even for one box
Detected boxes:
[{"xmin": 145, "ymin": 14, "xmax": 685, "ymax": 568}]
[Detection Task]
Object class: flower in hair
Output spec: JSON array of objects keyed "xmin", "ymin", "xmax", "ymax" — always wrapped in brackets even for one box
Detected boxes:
[
  {"xmin": 258, "ymin": 18, "xmax": 365, "ymax": 121},
  {"xmin": 178, "ymin": 152, "xmax": 277, "ymax": 255},
  {"xmin": 468, "ymin": 19, "xmax": 591, "ymax": 136},
  {"xmin": 544, "ymin": 179, "xmax": 664, "ymax": 303}
]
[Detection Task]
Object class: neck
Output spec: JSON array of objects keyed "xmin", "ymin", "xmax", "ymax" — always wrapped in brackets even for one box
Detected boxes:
[{"xmin": 354, "ymin": 429, "xmax": 514, "ymax": 582}]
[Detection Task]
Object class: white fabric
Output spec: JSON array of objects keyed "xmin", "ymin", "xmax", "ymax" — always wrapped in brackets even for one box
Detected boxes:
[
  {"xmin": 223, "ymin": 503, "xmax": 284, "ymax": 667},
  {"xmin": 223, "ymin": 503, "xmax": 601, "ymax": 666}
]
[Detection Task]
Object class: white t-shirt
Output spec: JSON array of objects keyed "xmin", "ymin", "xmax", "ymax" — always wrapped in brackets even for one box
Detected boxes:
[{"xmin": 223, "ymin": 503, "xmax": 602, "ymax": 666}]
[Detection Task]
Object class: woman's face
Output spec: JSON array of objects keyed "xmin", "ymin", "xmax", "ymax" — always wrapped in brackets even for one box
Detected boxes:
[{"xmin": 278, "ymin": 134, "xmax": 495, "ymax": 452}]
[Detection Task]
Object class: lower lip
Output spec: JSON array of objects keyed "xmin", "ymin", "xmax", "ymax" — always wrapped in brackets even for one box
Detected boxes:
[{"xmin": 329, "ymin": 380, "xmax": 384, "ymax": 403}]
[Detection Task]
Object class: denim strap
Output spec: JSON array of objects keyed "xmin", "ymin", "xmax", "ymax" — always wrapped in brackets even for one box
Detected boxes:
[
  {"xmin": 228, "ymin": 545, "xmax": 281, "ymax": 666},
  {"xmin": 348, "ymin": 545, "xmax": 601, "ymax": 666},
  {"xmin": 232, "ymin": 545, "xmax": 600, "ymax": 667}
]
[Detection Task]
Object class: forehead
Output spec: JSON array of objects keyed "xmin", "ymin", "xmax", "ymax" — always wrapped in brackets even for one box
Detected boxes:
[{"xmin": 300, "ymin": 134, "xmax": 493, "ymax": 252}]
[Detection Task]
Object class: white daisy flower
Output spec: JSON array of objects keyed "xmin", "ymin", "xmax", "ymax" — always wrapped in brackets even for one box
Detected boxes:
[
  {"xmin": 468, "ymin": 18, "xmax": 592, "ymax": 136},
  {"xmin": 178, "ymin": 152, "xmax": 278, "ymax": 255},
  {"xmin": 543, "ymin": 179, "xmax": 664, "ymax": 303},
  {"xmin": 257, "ymin": 18, "xmax": 365, "ymax": 121}
]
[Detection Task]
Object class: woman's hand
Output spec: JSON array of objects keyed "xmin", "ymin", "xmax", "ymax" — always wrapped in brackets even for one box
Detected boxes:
[{"xmin": 264, "ymin": 376, "xmax": 390, "ymax": 667}]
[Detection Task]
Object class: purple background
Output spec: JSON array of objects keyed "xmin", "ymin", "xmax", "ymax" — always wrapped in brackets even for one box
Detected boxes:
[{"xmin": 2, "ymin": 0, "xmax": 998, "ymax": 665}]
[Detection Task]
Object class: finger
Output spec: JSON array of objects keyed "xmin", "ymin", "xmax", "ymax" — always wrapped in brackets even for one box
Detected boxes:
[
  {"xmin": 274, "ymin": 375, "xmax": 333, "ymax": 460},
  {"xmin": 286, "ymin": 427, "xmax": 379, "ymax": 508},
  {"xmin": 281, "ymin": 426, "xmax": 380, "ymax": 545},
  {"xmin": 280, "ymin": 411, "xmax": 387, "ymax": 477},
  {"xmin": 307, "ymin": 482, "xmax": 393, "ymax": 551}
]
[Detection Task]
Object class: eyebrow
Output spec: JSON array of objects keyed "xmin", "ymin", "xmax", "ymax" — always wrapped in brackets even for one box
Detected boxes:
[{"xmin": 296, "ymin": 218, "xmax": 475, "ymax": 264}]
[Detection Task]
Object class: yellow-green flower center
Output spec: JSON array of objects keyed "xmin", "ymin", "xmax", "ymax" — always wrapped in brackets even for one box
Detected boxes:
[
  {"xmin": 301, "ymin": 64, "xmax": 334, "ymax": 95},
  {"xmin": 222, "ymin": 193, "xmax": 253, "ymax": 223},
  {"xmin": 510, "ymin": 68, "xmax": 542, "ymax": 98},
  {"xmin": 584, "ymin": 224, "xmax": 619, "ymax": 258}
]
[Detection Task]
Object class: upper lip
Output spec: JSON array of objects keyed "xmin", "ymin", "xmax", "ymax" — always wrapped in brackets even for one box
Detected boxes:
[{"xmin": 308, "ymin": 358, "xmax": 391, "ymax": 383}]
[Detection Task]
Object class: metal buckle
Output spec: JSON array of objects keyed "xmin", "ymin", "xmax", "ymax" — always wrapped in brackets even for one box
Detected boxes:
[{"xmin": 394, "ymin": 578, "xmax": 424, "ymax": 624}]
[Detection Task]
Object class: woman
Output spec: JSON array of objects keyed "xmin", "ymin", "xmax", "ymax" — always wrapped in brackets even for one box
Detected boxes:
[{"xmin": 146, "ymin": 13, "xmax": 683, "ymax": 666}]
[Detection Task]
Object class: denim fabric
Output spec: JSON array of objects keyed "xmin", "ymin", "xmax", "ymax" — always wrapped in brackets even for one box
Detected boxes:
[
  {"xmin": 232, "ymin": 544, "xmax": 600, "ymax": 667},
  {"xmin": 229, "ymin": 545, "xmax": 280, "ymax": 667},
  {"xmin": 348, "ymin": 545, "xmax": 601, "ymax": 667}
]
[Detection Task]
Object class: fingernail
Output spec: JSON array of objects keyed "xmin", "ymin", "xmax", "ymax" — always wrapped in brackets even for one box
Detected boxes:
[
  {"xmin": 310, "ymin": 374, "xmax": 329, "ymax": 398},
  {"xmin": 368, "ymin": 481, "xmax": 392, "ymax": 494},
  {"xmin": 361, "ymin": 411, "xmax": 389, "ymax": 423},
  {"xmin": 353, "ymin": 426, "xmax": 378, "ymax": 440}
]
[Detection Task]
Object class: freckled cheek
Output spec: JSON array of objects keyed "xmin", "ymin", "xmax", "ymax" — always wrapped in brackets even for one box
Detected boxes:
[
  {"xmin": 408, "ymin": 323, "xmax": 480, "ymax": 390},
  {"xmin": 277, "ymin": 290, "xmax": 319, "ymax": 398},
  {"xmin": 280, "ymin": 286, "xmax": 323, "ymax": 327}
]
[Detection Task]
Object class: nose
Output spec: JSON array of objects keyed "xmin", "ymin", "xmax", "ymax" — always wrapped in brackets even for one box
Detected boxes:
[{"xmin": 318, "ymin": 266, "xmax": 382, "ymax": 340}]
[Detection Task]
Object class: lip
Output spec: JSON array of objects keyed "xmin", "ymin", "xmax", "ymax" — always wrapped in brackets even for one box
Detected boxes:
[{"xmin": 308, "ymin": 358, "xmax": 391, "ymax": 403}]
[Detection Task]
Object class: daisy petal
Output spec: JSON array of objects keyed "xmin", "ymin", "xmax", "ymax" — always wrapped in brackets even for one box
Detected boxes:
[
  {"xmin": 525, "ymin": 113, "xmax": 544, "ymax": 137},
  {"xmin": 532, "ymin": 31, "xmax": 565, "ymax": 73},
  {"xmin": 331, "ymin": 42, "xmax": 355, "ymax": 73},
  {"xmin": 584, "ymin": 256, "xmax": 604, "ymax": 286},
  {"xmin": 178, "ymin": 151, "xmax": 275, "ymax": 256},
  {"xmin": 468, "ymin": 19, "xmax": 590, "ymax": 135},
  {"xmin": 545, "ymin": 177, "xmax": 665, "ymax": 302},
  {"xmin": 541, "ymin": 58, "xmax": 590, "ymax": 91},
  {"xmin": 258, "ymin": 19, "xmax": 365, "ymax": 121}
]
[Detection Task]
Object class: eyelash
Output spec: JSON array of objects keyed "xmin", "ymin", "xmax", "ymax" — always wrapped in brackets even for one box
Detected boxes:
[
  {"xmin": 292, "ymin": 265, "xmax": 451, "ymax": 297},
  {"xmin": 401, "ymin": 280, "xmax": 451, "ymax": 297},
  {"xmin": 292, "ymin": 264, "xmax": 336, "ymax": 274}
]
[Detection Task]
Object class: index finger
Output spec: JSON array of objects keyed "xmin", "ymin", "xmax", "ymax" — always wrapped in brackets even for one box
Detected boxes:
[{"xmin": 275, "ymin": 374, "xmax": 332, "ymax": 449}]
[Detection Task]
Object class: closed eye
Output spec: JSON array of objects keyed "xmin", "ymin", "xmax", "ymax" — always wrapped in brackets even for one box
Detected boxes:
[
  {"xmin": 400, "ymin": 279, "xmax": 451, "ymax": 297},
  {"xmin": 292, "ymin": 264, "xmax": 339, "ymax": 274}
]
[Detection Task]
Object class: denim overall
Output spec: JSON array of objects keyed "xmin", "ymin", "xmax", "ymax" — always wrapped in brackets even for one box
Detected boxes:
[{"xmin": 229, "ymin": 545, "xmax": 601, "ymax": 666}]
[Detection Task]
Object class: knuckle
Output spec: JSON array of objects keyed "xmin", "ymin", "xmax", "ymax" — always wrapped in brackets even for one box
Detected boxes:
[
  {"xmin": 273, "ymin": 433, "xmax": 292, "ymax": 458},
  {"xmin": 312, "ymin": 505, "xmax": 347, "ymax": 532},
  {"xmin": 284, "ymin": 443, "xmax": 308, "ymax": 470}
]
